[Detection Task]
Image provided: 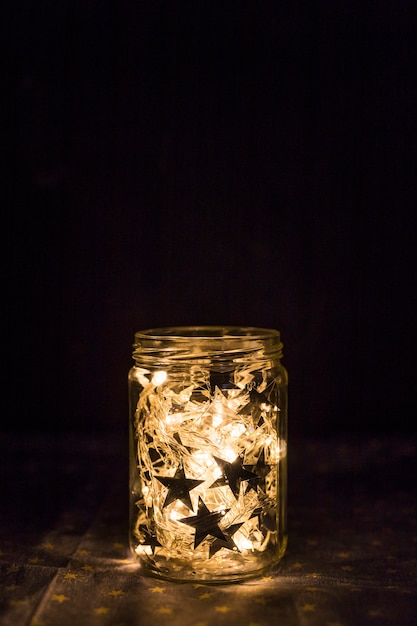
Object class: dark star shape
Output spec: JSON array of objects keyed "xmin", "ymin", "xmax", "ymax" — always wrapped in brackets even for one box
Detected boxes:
[
  {"xmin": 240, "ymin": 387, "xmax": 270, "ymax": 425},
  {"xmin": 250, "ymin": 505, "xmax": 263, "ymax": 520},
  {"xmin": 246, "ymin": 449, "xmax": 272, "ymax": 492},
  {"xmin": 138, "ymin": 526, "xmax": 162, "ymax": 553},
  {"xmin": 254, "ymin": 449, "xmax": 272, "ymax": 478},
  {"xmin": 173, "ymin": 432, "xmax": 195, "ymax": 455},
  {"xmin": 156, "ymin": 467, "xmax": 204, "ymax": 510},
  {"xmin": 210, "ymin": 455, "xmax": 258, "ymax": 497},
  {"xmin": 209, "ymin": 522, "xmax": 244, "ymax": 558},
  {"xmin": 179, "ymin": 497, "xmax": 229, "ymax": 549}
]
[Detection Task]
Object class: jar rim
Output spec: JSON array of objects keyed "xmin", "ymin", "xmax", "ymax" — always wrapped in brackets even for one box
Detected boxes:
[{"xmin": 134, "ymin": 326, "xmax": 281, "ymax": 342}]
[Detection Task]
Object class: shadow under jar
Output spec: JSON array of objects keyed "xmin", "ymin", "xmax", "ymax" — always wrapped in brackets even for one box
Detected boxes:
[{"xmin": 128, "ymin": 326, "xmax": 288, "ymax": 583}]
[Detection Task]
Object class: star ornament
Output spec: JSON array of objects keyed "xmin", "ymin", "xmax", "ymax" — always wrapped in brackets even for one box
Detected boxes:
[
  {"xmin": 246, "ymin": 449, "xmax": 272, "ymax": 492},
  {"xmin": 179, "ymin": 497, "xmax": 229, "ymax": 549},
  {"xmin": 138, "ymin": 525, "xmax": 162, "ymax": 553},
  {"xmin": 156, "ymin": 467, "xmax": 204, "ymax": 510},
  {"xmin": 209, "ymin": 522, "xmax": 244, "ymax": 558},
  {"xmin": 211, "ymin": 455, "xmax": 258, "ymax": 497}
]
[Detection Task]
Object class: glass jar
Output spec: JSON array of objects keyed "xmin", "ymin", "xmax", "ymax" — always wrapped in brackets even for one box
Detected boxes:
[{"xmin": 128, "ymin": 326, "xmax": 288, "ymax": 583}]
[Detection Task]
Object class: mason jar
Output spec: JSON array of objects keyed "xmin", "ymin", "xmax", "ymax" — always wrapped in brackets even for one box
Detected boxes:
[{"xmin": 128, "ymin": 326, "xmax": 288, "ymax": 583}]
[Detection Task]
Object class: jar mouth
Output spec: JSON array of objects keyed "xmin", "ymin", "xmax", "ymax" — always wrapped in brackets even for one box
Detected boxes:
[
  {"xmin": 134, "ymin": 326, "xmax": 280, "ymax": 341},
  {"xmin": 133, "ymin": 326, "xmax": 283, "ymax": 364}
]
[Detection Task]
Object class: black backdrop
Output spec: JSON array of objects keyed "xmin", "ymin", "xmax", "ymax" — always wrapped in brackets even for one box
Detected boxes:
[{"xmin": 5, "ymin": 1, "xmax": 416, "ymax": 438}]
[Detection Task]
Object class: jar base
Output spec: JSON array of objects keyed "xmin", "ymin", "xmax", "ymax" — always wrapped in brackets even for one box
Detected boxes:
[{"xmin": 131, "ymin": 537, "xmax": 287, "ymax": 584}]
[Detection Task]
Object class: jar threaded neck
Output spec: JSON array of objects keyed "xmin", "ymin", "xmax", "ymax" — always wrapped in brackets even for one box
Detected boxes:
[{"xmin": 132, "ymin": 326, "xmax": 283, "ymax": 365}]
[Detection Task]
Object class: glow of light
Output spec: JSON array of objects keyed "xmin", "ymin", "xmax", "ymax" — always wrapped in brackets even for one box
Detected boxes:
[
  {"xmin": 234, "ymin": 535, "xmax": 254, "ymax": 551},
  {"xmin": 263, "ymin": 437, "xmax": 287, "ymax": 463},
  {"xmin": 275, "ymin": 440, "xmax": 287, "ymax": 461},
  {"xmin": 212, "ymin": 466, "xmax": 223, "ymax": 480},
  {"xmin": 212, "ymin": 413, "xmax": 223, "ymax": 427},
  {"xmin": 152, "ymin": 370, "xmax": 167, "ymax": 386},
  {"xmin": 223, "ymin": 447, "xmax": 238, "ymax": 463},
  {"xmin": 169, "ymin": 508, "xmax": 183, "ymax": 522},
  {"xmin": 226, "ymin": 396, "xmax": 243, "ymax": 411},
  {"xmin": 189, "ymin": 451, "xmax": 217, "ymax": 477},
  {"xmin": 228, "ymin": 423, "xmax": 246, "ymax": 439},
  {"xmin": 192, "ymin": 451, "xmax": 214, "ymax": 468},
  {"xmin": 165, "ymin": 413, "xmax": 183, "ymax": 428},
  {"xmin": 133, "ymin": 367, "xmax": 151, "ymax": 387}
]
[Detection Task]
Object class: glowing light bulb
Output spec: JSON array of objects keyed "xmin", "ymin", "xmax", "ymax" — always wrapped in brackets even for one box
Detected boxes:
[
  {"xmin": 234, "ymin": 535, "xmax": 254, "ymax": 551},
  {"xmin": 190, "ymin": 450, "xmax": 216, "ymax": 474},
  {"xmin": 229, "ymin": 423, "xmax": 246, "ymax": 439},
  {"xmin": 169, "ymin": 508, "xmax": 183, "ymax": 522},
  {"xmin": 212, "ymin": 413, "xmax": 223, "ymax": 427},
  {"xmin": 223, "ymin": 447, "xmax": 238, "ymax": 462},
  {"xmin": 152, "ymin": 370, "xmax": 167, "ymax": 386},
  {"xmin": 133, "ymin": 367, "xmax": 151, "ymax": 387}
]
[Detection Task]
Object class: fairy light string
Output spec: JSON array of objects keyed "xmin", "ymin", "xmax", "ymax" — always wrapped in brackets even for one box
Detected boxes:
[{"xmin": 133, "ymin": 355, "xmax": 283, "ymax": 568}]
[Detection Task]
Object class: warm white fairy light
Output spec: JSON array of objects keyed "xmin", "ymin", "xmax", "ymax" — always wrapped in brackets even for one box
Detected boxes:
[
  {"xmin": 151, "ymin": 370, "xmax": 167, "ymax": 386},
  {"xmin": 227, "ymin": 422, "xmax": 246, "ymax": 439},
  {"xmin": 189, "ymin": 450, "xmax": 216, "ymax": 473},
  {"xmin": 212, "ymin": 413, "xmax": 223, "ymax": 427},
  {"xmin": 222, "ymin": 446, "xmax": 239, "ymax": 463},
  {"xmin": 132, "ymin": 366, "xmax": 151, "ymax": 387},
  {"xmin": 234, "ymin": 534, "xmax": 254, "ymax": 551},
  {"xmin": 169, "ymin": 508, "xmax": 183, "ymax": 522}
]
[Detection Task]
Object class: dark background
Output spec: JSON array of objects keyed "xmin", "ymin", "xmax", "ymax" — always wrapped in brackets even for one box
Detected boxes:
[{"xmin": 5, "ymin": 0, "xmax": 416, "ymax": 438}]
